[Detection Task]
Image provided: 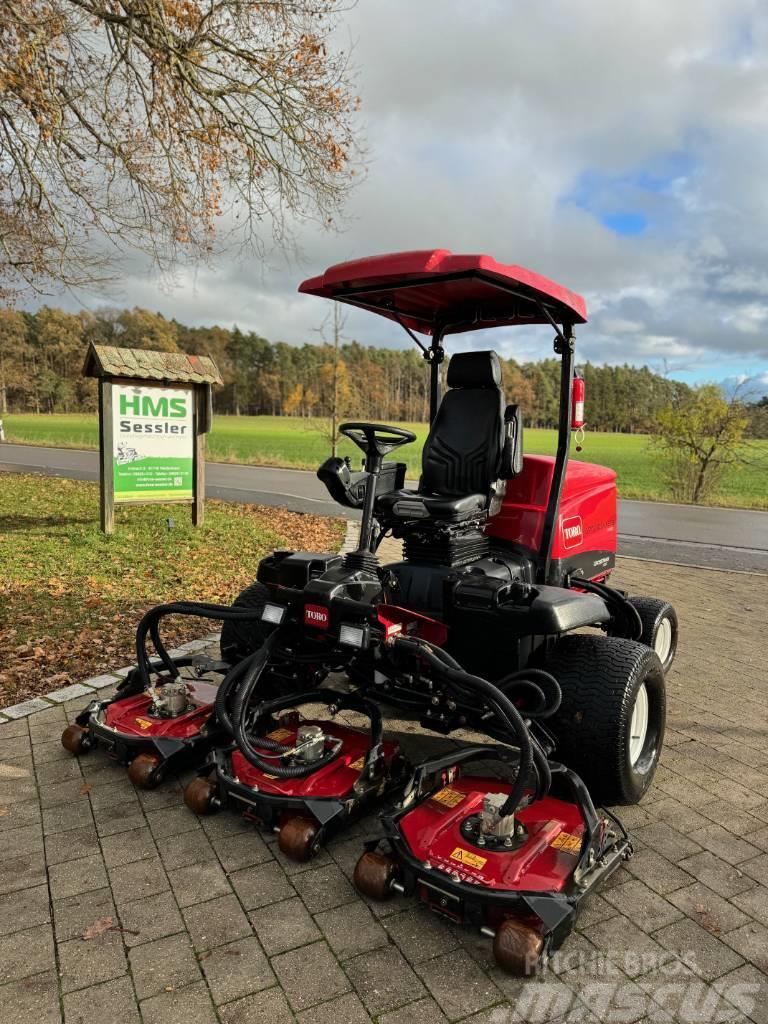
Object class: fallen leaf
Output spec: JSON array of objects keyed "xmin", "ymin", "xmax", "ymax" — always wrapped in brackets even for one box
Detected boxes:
[
  {"xmin": 82, "ymin": 916, "xmax": 114, "ymax": 940},
  {"xmin": 79, "ymin": 783, "xmax": 92, "ymax": 796},
  {"xmin": 0, "ymin": 806, "xmax": 8, "ymax": 817}
]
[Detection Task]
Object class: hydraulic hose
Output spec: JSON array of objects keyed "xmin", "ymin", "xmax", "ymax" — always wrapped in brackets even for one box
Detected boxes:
[
  {"xmin": 573, "ymin": 578, "xmax": 643, "ymax": 641},
  {"xmin": 134, "ymin": 600, "xmax": 271, "ymax": 690},
  {"xmin": 234, "ymin": 686, "xmax": 384, "ymax": 780},
  {"xmin": 496, "ymin": 668, "xmax": 562, "ymax": 719},
  {"xmin": 392, "ymin": 635, "xmax": 534, "ymax": 817},
  {"xmin": 214, "ymin": 649, "xmax": 266, "ymax": 737}
]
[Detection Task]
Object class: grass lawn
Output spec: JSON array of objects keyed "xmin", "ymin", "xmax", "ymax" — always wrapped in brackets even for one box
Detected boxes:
[
  {"xmin": 0, "ymin": 474, "xmax": 345, "ymax": 705},
  {"xmin": 3, "ymin": 412, "xmax": 767, "ymax": 508}
]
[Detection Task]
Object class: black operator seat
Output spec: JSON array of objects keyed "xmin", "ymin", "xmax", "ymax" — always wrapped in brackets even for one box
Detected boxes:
[{"xmin": 376, "ymin": 350, "xmax": 513, "ymax": 521}]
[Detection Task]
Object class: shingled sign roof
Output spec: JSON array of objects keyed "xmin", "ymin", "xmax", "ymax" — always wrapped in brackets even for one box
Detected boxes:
[{"xmin": 82, "ymin": 343, "xmax": 223, "ymax": 385}]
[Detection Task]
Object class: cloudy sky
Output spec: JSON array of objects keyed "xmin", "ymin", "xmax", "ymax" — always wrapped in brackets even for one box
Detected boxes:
[{"xmin": 43, "ymin": 0, "xmax": 768, "ymax": 392}]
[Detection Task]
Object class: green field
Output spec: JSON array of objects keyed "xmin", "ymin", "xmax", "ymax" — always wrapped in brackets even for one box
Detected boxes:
[{"xmin": 3, "ymin": 412, "xmax": 767, "ymax": 508}]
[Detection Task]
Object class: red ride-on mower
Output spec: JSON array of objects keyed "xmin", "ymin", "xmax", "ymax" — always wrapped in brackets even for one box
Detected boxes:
[
  {"xmin": 184, "ymin": 686, "xmax": 407, "ymax": 862},
  {"xmin": 224, "ymin": 250, "xmax": 677, "ymax": 807}
]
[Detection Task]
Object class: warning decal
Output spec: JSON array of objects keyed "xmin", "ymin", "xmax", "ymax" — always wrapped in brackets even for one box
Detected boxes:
[
  {"xmin": 266, "ymin": 728, "xmax": 292, "ymax": 742},
  {"xmin": 349, "ymin": 756, "xmax": 366, "ymax": 772},
  {"xmin": 134, "ymin": 717, "xmax": 153, "ymax": 730},
  {"xmin": 450, "ymin": 847, "xmax": 487, "ymax": 870},
  {"xmin": 551, "ymin": 831, "xmax": 582, "ymax": 855},
  {"xmin": 431, "ymin": 787, "xmax": 466, "ymax": 809}
]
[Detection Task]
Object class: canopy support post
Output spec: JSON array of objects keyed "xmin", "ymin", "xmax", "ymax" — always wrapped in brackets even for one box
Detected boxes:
[
  {"xmin": 427, "ymin": 326, "xmax": 445, "ymax": 424},
  {"xmin": 538, "ymin": 322, "xmax": 575, "ymax": 583}
]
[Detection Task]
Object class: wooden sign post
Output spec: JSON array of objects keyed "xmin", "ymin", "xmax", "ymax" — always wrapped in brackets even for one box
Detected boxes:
[{"xmin": 83, "ymin": 344, "xmax": 222, "ymax": 534}]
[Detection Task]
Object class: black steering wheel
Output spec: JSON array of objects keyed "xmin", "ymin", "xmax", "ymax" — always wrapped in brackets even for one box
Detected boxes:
[{"xmin": 340, "ymin": 422, "xmax": 416, "ymax": 459}]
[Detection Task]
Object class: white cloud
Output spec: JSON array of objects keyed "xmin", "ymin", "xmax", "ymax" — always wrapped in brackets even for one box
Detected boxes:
[{"xmin": 29, "ymin": 0, "xmax": 768, "ymax": 381}]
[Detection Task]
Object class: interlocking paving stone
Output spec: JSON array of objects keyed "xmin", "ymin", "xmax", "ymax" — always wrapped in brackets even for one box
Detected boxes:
[
  {"xmin": 107, "ymin": 855, "xmax": 169, "ymax": 905},
  {"xmin": 1, "ymin": 821, "xmax": 43, "ymax": 857},
  {"xmin": 377, "ymin": 996, "xmax": 449, "ymax": 1024},
  {"xmin": 217, "ymin": 986, "xmax": 295, "ymax": 1024},
  {"xmin": 44, "ymin": 823, "xmax": 101, "ymax": 866},
  {"xmin": 271, "ymin": 939, "xmax": 351, "ymax": 1011},
  {"xmin": 167, "ymin": 858, "xmax": 233, "ymax": 908},
  {"xmin": 602, "ymin": 879, "xmax": 684, "ymax": 933},
  {"xmin": 314, "ymin": 899, "xmax": 388, "ymax": 958},
  {"xmin": 145, "ymin": 803, "xmax": 201, "ymax": 840},
  {"xmin": 654, "ymin": 917, "xmax": 745, "ymax": 981},
  {"xmin": 62, "ymin": 976, "xmax": 140, "ymax": 1024},
  {"xmin": 199, "ymin": 935, "xmax": 275, "ymax": 1004},
  {"xmin": 139, "ymin": 979, "xmax": 218, "ymax": 1024},
  {"xmin": 48, "ymin": 852, "xmax": 108, "ymax": 899},
  {"xmin": 128, "ymin": 930, "xmax": 202, "ymax": 1000},
  {"xmin": 414, "ymin": 948, "xmax": 501, "ymax": 1021},
  {"xmin": 0, "ymin": 923, "xmax": 55, "ymax": 982},
  {"xmin": 345, "ymin": 944, "xmax": 427, "ymax": 1016},
  {"xmin": 210, "ymin": 830, "xmax": 273, "ymax": 872},
  {"xmin": 667, "ymin": 881, "xmax": 751, "ymax": 934},
  {"xmin": 677, "ymin": 850, "xmax": 756, "ymax": 897},
  {"xmin": 383, "ymin": 906, "xmax": 462, "ymax": 964},
  {"xmin": 297, "ymin": 991, "xmax": 373, "ymax": 1024},
  {"xmin": 52, "ymin": 888, "xmax": 117, "ymax": 942},
  {"xmin": 99, "ymin": 825, "xmax": 157, "ymax": 868},
  {"xmin": 291, "ymin": 861, "xmax": 357, "ymax": 914},
  {"xmin": 249, "ymin": 896, "xmax": 321, "ymax": 956},
  {"xmin": 2, "ymin": 698, "xmax": 53, "ymax": 718},
  {"xmin": 117, "ymin": 889, "xmax": 186, "ymax": 947},
  {"xmin": 720, "ymin": 920, "xmax": 768, "ymax": 971},
  {"xmin": 57, "ymin": 928, "xmax": 127, "ymax": 993},
  {"xmin": 230, "ymin": 860, "xmax": 296, "ymax": 910},
  {"xmin": 0, "ymin": 969, "xmax": 62, "ymax": 1024},
  {"xmin": 184, "ymin": 892, "xmax": 253, "ymax": 951},
  {"xmin": 0, "ymin": 883, "xmax": 51, "ymax": 936},
  {"xmin": 154, "ymin": 827, "xmax": 218, "ymax": 868}
]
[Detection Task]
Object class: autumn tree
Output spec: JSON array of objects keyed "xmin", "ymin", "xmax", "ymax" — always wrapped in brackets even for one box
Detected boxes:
[
  {"xmin": 0, "ymin": 1, "xmax": 360, "ymax": 299},
  {"xmin": 0, "ymin": 308, "xmax": 28, "ymax": 413},
  {"xmin": 651, "ymin": 385, "xmax": 751, "ymax": 503}
]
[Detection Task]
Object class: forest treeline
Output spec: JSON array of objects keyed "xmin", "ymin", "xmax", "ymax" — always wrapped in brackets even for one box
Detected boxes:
[{"xmin": 1, "ymin": 305, "xmax": 766, "ymax": 434}]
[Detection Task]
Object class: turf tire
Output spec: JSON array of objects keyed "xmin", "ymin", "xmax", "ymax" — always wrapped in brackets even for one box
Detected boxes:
[
  {"xmin": 626, "ymin": 597, "xmax": 678, "ymax": 672},
  {"xmin": 544, "ymin": 634, "xmax": 666, "ymax": 806},
  {"xmin": 220, "ymin": 581, "xmax": 269, "ymax": 664}
]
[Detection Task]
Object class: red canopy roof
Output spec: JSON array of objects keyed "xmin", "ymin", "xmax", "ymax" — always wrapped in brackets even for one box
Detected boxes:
[{"xmin": 298, "ymin": 250, "xmax": 587, "ymax": 336}]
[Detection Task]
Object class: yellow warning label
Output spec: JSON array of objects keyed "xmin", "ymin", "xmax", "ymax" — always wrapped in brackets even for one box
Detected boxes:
[
  {"xmin": 134, "ymin": 717, "xmax": 153, "ymax": 731},
  {"xmin": 266, "ymin": 728, "xmax": 292, "ymax": 742},
  {"xmin": 551, "ymin": 831, "xmax": 582, "ymax": 855},
  {"xmin": 431, "ymin": 787, "xmax": 466, "ymax": 809},
  {"xmin": 450, "ymin": 847, "xmax": 487, "ymax": 870},
  {"xmin": 349, "ymin": 756, "xmax": 366, "ymax": 772}
]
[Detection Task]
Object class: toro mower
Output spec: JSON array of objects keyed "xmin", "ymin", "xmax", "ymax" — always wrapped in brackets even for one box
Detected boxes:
[{"xmin": 190, "ymin": 250, "xmax": 680, "ymax": 970}]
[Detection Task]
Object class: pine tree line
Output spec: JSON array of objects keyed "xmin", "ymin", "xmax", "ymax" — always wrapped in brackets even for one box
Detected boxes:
[{"xmin": 0, "ymin": 304, "xmax": 751, "ymax": 434}]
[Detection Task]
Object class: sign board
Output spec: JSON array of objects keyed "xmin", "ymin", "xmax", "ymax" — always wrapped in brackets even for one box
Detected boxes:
[
  {"xmin": 82, "ymin": 343, "xmax": 222, "ymax": 533},
  {"xmin": 112, "ymin": 384, "xmax": 194, "ymax": 502}
]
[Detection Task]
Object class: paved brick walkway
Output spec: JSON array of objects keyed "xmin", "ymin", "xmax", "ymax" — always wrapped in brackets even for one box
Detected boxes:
[{"xmin": 1, "ymin": 557, "xmax": 767, "ymax": 1023}]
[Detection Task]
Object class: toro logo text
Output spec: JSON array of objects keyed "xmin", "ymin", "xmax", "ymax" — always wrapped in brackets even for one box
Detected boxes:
[
  {"xmin": 304, "ymin": 604, "xmax": 330, "ymax": 629},
  {"xmin": 561, "ymin": 515, "xmax": 583, "ymax": 550}
]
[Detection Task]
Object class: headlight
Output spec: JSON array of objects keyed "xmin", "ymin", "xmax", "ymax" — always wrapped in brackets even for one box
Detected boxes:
[
  {"xmin": 262, "ymin": 603, "xmax": 286, "ymax": 625},
  {"xmin": 339, "ymin": 623, "xmax": 368, "ymax": 648}
]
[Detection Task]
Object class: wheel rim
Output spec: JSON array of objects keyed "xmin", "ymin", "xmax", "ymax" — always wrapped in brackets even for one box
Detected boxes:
[
  {"xmin": 629, "ymin": 683, "xmax": 649, "ymax": 766},
  {"xmin": 654, "ymin": 617, "xmax": 673, "ymax": 665}
]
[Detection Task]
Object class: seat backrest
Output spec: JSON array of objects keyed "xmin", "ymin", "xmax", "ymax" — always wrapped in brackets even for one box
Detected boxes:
[{"xmin": 421, "ymin": 351, "xmax": 504, "ymax": 496}]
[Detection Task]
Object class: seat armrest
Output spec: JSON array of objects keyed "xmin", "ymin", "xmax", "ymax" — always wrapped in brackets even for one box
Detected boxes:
[
  {"xmin": 500, "ymin": 405, "xmax": 524, "ymax": 478},
  {"xmin": 317, "ymin": 457, "xmax": 406, "ymax": 509}
]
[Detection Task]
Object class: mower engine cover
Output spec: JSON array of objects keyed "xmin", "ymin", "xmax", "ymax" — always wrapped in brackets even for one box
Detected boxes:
[{"xmin": 487, "ymin": 455, "xmax": 617, "ymax": 584}]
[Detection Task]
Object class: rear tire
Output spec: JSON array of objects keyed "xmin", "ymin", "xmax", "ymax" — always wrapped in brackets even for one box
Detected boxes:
[
  {"xmin": 627, "ymin": 597, "xmax": 678, "ymax": 672},
  {"xmin": 220, "ymin": 582, "xmax": 269, "ymax": 664},
  {"xmin": 544, "ymin": 635, "xmax": 665, "ymax": 805}
]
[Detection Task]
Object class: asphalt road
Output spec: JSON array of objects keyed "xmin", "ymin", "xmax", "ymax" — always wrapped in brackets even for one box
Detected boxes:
[{"xmin": 2, "ymin": 442, "xmax": 767, "ymax": 572}]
